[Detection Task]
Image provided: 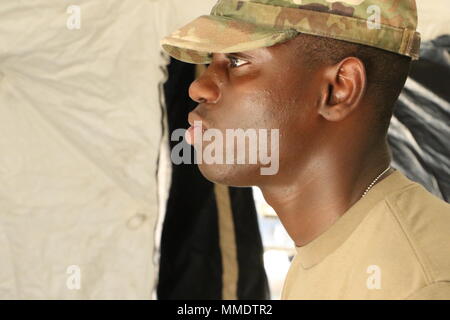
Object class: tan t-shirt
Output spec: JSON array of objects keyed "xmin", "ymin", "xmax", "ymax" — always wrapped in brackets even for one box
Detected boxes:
[{"xmin": 281, "ymin": 170, "xmax": 450, "ymax": 300}]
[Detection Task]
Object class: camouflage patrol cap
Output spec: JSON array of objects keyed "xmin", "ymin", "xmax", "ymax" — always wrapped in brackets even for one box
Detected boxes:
[{"xmin": 161, "ymin": 0, "xmax": 421, "ymax": 64}]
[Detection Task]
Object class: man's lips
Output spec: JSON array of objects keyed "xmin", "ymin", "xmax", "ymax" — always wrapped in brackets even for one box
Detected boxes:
[
  {"xmin": 186, "ymin": 111, "xmax": 208, "ymax": 145},
  {"xmin": 187, "ymin": 111, "xmax": 209, "ymax": 128},
  {"xmin": 185, "ymin": 124, "xmax": 206, "ymax": 145}
]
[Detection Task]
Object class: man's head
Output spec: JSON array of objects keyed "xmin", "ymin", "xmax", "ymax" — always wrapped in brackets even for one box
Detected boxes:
[
  {"xmin": 161, "ymin": 0, "xmax": 420, "ymax": 187},
  {"xmin": 186, "ymin": 33, "xmax": 411, "ymax": 186}
]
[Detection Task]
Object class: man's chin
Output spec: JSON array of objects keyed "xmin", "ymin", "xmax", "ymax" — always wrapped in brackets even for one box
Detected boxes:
[{"xmin": 197, "ymin": 163, "xmax": 261, "ymax": 187}]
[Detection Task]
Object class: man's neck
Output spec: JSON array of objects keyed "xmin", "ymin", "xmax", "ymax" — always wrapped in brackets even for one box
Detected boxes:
[{"xmin": 259, "ymin": 143, "xmax": 393, "ymax": 247}]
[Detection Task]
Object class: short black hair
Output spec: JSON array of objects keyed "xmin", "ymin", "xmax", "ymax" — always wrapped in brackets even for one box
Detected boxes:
[{"xmin": 291, "ymin": 33, "xmax": 412, "ymax": 134}]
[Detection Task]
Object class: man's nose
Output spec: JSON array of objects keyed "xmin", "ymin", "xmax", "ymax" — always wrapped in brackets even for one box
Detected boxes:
[{"xmin": 188, "ymin": 67, "xmax": 221, "ymax": 104}]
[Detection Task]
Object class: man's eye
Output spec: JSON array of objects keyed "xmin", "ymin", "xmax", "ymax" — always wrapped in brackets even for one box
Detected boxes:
[{"xmin": 228, "ymin": 56, "xmax": 248, "ymax": 68}]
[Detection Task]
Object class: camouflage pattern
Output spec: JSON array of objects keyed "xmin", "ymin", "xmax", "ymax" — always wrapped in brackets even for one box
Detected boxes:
[{"xmin": 161, "ymin": 0, "xmax": 421, "ymax": 64}]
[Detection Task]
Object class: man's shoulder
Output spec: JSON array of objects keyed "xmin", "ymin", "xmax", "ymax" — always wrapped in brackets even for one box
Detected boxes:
[
  {"xmin": 383, "ymin": 179, "xmax": 450, "ymax": 283},
  {"xmin": 385, "ymin": 177, "xmax": 450, "ymax": 225}
]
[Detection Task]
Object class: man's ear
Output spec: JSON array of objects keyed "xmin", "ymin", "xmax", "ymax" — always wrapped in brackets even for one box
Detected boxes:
[{"xmin": 318, "ymin": 57, "xmax": 367, "ymax": 122}]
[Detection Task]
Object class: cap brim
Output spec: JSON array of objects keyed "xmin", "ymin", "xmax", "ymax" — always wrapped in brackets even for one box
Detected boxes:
[{"xmin": 160, "ymin": 15, "xmax": 298, "ymax": 64}]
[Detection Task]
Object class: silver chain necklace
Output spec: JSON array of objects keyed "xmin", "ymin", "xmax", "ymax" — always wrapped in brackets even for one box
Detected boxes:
[{"xmin": 361, "ymin": 166, "xmax": 392, "ymax": 199}]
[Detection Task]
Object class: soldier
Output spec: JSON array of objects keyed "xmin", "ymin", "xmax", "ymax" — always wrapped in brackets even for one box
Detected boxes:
[{"xmin": 161, "ymin": 0, "xmax": 450, "ymax": 299}]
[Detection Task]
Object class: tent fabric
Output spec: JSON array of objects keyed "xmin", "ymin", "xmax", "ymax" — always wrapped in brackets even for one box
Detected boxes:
[
  {"xmin": 389, "ymin": 35, "xmax": 450, "ymax": 202},
  {"xmin": 158, "ymin": 58, "xmax": 269, "ymax": 300},
  {"xmin": 0, "ymin": 0, "xmax": 179, "ymax": 299},
  {"xmin": 416, "ymin": 0, "xmax": 450, "ymax": 42}
]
